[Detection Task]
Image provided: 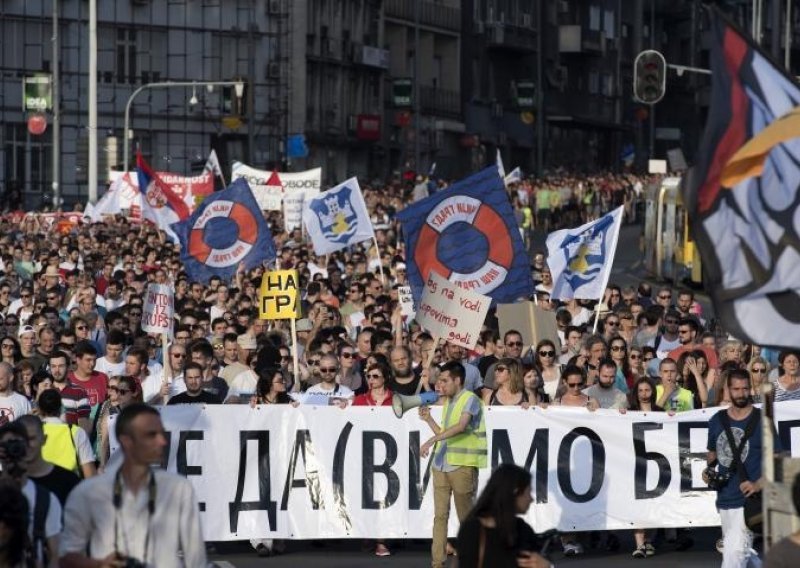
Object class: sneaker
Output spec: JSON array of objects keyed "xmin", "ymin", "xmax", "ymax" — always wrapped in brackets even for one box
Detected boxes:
[
  {"xmin": 644, "ymin": 542, "xmax": 656, "ymax": 557},
  {"xmin": 632, "ymin": 545, "xmax": 647, "ymax": 558},
  {"xmin": 716, "ymin": 538, "xmax": 724, "ymax": 554},
  {"xmin": 375, "ymin": 543, "xmax": 391, "ymax": 557},
  {"xmin": 255, "ymin": 544, "xmax": 272, "ymax": 557},
  {"xmin": 564, "ymin": 542, "xmax": 584, "ymax": 556}
]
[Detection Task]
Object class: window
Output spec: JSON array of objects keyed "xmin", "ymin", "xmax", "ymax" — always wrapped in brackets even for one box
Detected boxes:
[
  {"xmin": 604, "ymin": 10, "xmax": 615, "ymax": 39},
  {"xmin": 588, "ymin": 71, "xmax": 600, "ymax": 94},
  {"xmin": 589, "ymin": 5, "xmax": 601, "ymax": 31},
  {"xmin": 4, "ymin": 124, "xmax": 52, "ymax": 205},
  {"xmin": 116, "ymin": 29, "xmax": 137, "ymax": 84}
]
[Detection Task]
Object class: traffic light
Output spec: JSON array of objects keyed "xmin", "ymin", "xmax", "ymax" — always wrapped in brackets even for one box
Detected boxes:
[{"xmin": 634, "ymin": 50, "xmax": 666, "ymax": 105}]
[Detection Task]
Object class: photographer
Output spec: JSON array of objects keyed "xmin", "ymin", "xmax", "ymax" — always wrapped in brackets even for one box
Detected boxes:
[
  {"xmin": 0, "ymin": 420, "xmax": 62, "ymax": 567},
  {"xmin": 704, "ymin": 369, "xmax": 777, "ymax": 568},
  {"xmin": 59, "ymin": 403, "xmax": 206, "ymax": 567}
]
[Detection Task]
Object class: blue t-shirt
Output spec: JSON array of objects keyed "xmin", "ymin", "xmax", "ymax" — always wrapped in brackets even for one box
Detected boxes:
[{"xmin": 706, "ymin": 408, "xmax": 779, "ymax": 509}]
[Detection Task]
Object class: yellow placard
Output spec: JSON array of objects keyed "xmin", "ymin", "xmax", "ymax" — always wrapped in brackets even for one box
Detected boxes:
[{"xmin": 259, "ymin": 269, "xmax": 301, "ymax": 320}]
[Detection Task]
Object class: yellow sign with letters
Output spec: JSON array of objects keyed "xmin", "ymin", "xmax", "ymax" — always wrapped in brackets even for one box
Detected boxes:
[{"xmin": 259, "ymin": 269, "xmax": 301, "ymax": 320}]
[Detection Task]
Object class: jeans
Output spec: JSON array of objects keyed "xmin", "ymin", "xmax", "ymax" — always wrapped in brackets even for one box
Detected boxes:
[
  {"xmin": 431, "ymin": 467, "xmax": 477, "ymax": 568},
  {"xmin": 719, "ymin": 507, "xmax": 761, "ymax": 568}
]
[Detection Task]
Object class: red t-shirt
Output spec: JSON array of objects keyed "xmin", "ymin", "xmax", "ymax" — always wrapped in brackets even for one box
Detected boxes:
[
  {"xmin": 67, "ymin": 370, "xmax": 109, "ymax": 409},
  {"xmin": 352, "ymin": 390, "xmax": 394, "ymax": 407}
]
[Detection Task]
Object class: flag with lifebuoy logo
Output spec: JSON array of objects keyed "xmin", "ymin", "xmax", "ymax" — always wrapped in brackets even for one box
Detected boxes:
[
  {"xmin": 173, "ymin": 178, "xmax": 277, "ymax": 283},
  {"xmin": 396, "ymin": 166, "xmax": 533, "ymax": 306}
]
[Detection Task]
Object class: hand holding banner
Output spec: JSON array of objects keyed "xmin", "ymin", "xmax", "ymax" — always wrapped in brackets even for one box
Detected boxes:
[
  {"xmin": 141, "ymin": 284, "xmax": 174, "ymax": 336},
  {"xmin": 416, "ymin": 271, "xmax": 490, "ymax": 350}
]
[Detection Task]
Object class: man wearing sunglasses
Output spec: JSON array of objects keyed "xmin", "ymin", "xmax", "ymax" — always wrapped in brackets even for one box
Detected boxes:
[{"xmin": 303, "ymin": 354, "xmax": 353, "ymax": 404}]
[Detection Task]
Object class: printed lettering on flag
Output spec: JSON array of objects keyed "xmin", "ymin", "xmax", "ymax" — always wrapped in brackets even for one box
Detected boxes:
[
  {"xmin": 173, "ymin": 178, "xmax": 276, "ymax": 283},
  {"xmin": 396, "ymin": 166, "xmax": 533, "ymax": 306}
]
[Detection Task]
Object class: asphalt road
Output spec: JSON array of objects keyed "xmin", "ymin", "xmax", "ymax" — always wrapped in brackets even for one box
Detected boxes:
[{"xmin": 208, "ymin": 222, "xmax": 727, "ymax": 567}]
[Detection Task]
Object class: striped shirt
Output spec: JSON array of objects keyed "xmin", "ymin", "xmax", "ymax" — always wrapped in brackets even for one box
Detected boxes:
[
  {"xmin": 772, "ymin": 378, "xmax": 800, "ymax": 402},
  {"xmin": 57, "ymin": 383, "xmax": 91, "ymax": 425}
]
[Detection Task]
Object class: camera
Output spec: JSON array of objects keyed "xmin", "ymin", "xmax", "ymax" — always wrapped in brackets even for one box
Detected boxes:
[
  {"xmin": 115, "ymin": 554, "xmax": 145, "ymax": 568},
  {"xmin": 0, "ymin": 437, "xmax": 28, "ymax": 462},
  {"xmin": 704, "ymin": 466, "xmax": 731, "ymax": 490}
]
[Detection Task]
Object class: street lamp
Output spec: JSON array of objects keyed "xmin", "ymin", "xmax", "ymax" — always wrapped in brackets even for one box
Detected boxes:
[{"xmin": 122, "ymin": 80, "xmax": 244, "ymax": 173}]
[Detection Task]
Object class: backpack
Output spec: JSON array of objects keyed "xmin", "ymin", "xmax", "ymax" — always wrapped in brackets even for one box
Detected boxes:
[{"xmin": 29, "ymin": 482, "xmax": 50, "ymax": 566}]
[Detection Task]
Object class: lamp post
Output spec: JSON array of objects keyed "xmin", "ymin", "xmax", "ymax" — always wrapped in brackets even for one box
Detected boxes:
[{"xmin": 122, "ymin": 80, "xmax": 244, "ymax": 173}]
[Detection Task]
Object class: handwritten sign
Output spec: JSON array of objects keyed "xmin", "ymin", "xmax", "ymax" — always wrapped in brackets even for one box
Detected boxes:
[
  {"xmin": 260, "ymin": 269, "xmax": 301, "ymax": 320},
  {"xmin": 416, "ymin": 271, "xmax": 490, "ymax": 349},
  {"xmin": 141, "ymin": 284, "xmax": 174, "ymax": 336},
  {"xmin": 398, "ymin": 286, "xmax": 416, "ymax": 319}
]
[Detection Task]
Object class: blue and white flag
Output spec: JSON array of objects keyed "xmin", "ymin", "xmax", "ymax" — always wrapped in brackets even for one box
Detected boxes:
[
  {"xmin": 546, "ymin": 206, "xmax": 624, "ymax": 300},
  {"xmin": 303, "ymin": 177, "xmax": 374, "ymax": 255},
  {"xmin": 504, "ymin": 167, "xmax": 522, "ymax": 186}
]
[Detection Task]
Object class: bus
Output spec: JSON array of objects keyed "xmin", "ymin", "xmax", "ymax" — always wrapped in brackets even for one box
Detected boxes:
[{"xmin": 642, "ymin": 177, "xmax": 702, "ymax": 286}]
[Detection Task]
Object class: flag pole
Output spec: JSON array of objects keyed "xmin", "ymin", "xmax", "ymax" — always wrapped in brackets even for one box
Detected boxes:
[
  {"xmin": 373, "ymin": 236, "xmax": 385, "ymax": 285},
  {"xmin": 290, "ymin": 317, "xmax": 300, "ymax": 392},
  {"xmin": 161, "ymin": 332, "xmax": 171, "ymax": 404}
]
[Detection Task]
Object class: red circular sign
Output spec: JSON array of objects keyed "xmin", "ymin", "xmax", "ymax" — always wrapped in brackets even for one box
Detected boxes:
[{"xmin": 28, "ymin": 114, "xmax": 47, "ymax": 135}]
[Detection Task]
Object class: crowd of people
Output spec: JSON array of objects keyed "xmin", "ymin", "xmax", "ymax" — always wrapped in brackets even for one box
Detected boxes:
[{"xmin": 0, "ymin": 170, "xmax": 796, "ymax": 567}]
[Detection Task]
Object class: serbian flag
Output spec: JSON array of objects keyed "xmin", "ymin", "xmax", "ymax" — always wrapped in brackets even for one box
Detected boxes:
[
  {"xmin": 396, "ymin": 166, "xmax": 533, "ymax": 306},
  {"xmin": 683, "ymin": 7, "xmax": 800, "ymax": 348},
  {"xmin": 135, "ymin": 153, "xmax": 190, "ymax": 242},
  {"xmin": 173, "ymin": 178, "xmax": 276, "ymax": 283}
]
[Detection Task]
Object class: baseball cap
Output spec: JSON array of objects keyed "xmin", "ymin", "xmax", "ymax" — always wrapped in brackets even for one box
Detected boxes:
[{"xmin": 18, "ymin": 325, "xmax": 35, "ymax": 338}]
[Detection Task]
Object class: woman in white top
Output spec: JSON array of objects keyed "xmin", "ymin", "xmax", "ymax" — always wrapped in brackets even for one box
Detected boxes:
[
  {"xmin": 533, "ymin": 340, "xmax": 561, "ymax": 401},
  {"xmin": 773, "ymin": 350, "xmax": 800, "ymax": 402}
]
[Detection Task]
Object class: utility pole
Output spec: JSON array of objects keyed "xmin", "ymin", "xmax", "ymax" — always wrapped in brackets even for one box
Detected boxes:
[
  {"xmin": 88, "ymin": 0, "xmax": 98, "ymax": 203},
  {"xmin": 413, "ymin": 0, "xmax": 421, "ymax": 174},
  {"xmin": 633, "ymin": 0, "xmax": 645, "ymax": 172},
  {"xmin": 536, "ymin": 0, "xmax": 544, "ymax": 176},
  {"xmin": 52, "ymin": 0, "xmax": 60, "ymax": 208}
]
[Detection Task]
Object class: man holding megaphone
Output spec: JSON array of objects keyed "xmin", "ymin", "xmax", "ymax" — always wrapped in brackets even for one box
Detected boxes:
[{"xmin": 418, "ymin": 361, "xmax": 487, "ymax": 568}]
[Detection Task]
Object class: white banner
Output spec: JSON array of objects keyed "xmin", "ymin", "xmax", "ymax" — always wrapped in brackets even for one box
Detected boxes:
[
  {"xmin": 141, "ymin": 284, "xmax": 174, "ymax": 336},
  {"xmin": 136, "ymin": 402, "xmax": 800, "ymax": 541},
  {"xmin": 416, "ymin": 271, "xmax": 490, "ymax": 350},
  {"xmin": 230, "ymin": 162, "xmax": 322, "ymax": 215}
]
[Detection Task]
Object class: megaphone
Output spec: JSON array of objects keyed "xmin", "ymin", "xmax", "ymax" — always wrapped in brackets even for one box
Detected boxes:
[{"xmin": 392, "ymin": 391, "xmax": 439, "ymax": 418}]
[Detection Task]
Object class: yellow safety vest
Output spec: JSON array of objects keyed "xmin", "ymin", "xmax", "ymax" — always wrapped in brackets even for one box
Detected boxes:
[
  {"xmin": 440, "ymin": 389, "xmax": 487, "ymax": 468},
  {"xmin": 42, "ymin": 422, "xmax": 80, "ymax": 474}
]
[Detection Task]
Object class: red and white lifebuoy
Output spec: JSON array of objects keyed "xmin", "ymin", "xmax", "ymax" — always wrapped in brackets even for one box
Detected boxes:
[
  {"xmin": 414, "ymin": 195, "xmax": 513, "ymax": 294},
  {"xmin": 188, "ymin": 200, "xmax": 258, "ymax": 267}
]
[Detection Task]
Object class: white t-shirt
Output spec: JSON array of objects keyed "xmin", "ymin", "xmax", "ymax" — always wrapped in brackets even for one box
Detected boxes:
[
  {"xmin": 227, "ymin": 369, "xmax": 258, "ymax": 401},
  {"xmin": 95, "ymin": 357, "xmax": 125, "ymax": 378},
  {"xmin": 0, "ymin": 391, "xmax": 31, "ymax": 423},
  {"xmin": 22, "ymin": 479, "xmax": 63, "ymax": 542},
  {"xmin": 305, "ymin": 382, "xmax": 354, "ymax": 402}
]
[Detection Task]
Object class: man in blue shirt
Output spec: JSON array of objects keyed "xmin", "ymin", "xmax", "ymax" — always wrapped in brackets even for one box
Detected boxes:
[{"xmin": 705, "ymin": 369, "xmax": 778, "ymax": 568}]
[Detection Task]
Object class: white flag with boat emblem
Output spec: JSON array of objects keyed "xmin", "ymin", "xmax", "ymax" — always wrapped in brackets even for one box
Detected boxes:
[
  {"xmin": 546, "ymin": 206, "xmax": 624, "ymax": 300},
  {"xmin": 303, "ymin": 177, "xmax": 375, "ymax": 255}
]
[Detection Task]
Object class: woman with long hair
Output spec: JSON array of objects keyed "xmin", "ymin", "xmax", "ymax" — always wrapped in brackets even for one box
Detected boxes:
[
  {"xmin": 676, "ymin": 351, "xmax": 709, "ymax": 409},
  {"xmin": 0, "ymin": 335, "xmax": 21, "ymax": 365},
  {"xmin": 628, "ymin": 377, "xmax": 664, "ymax": 412},
  {"xmin": 13, "ymin": 360, "xmax": 35, "ymax": 400},
  {"xmin": 456, "ymin": 463, "xmax": 550, "ymax": 567},
  {"xmin": 628, "ymin": 346, "xmax": 645, "ymax": 381},
  {"xmin": 484, "ymin": 358, "xmax": 529, "ymax": 407},
  {"xmin": 251, "ymin": 368, "xmax": 292, "ymax": 405},
  {"xmin": 521, "ymin": 363, "xmax": 549, "ymax": 406},
  {"xmin": 533, "ymin": 340, "xmax": 561, "ymax": 402},
  {"xmin": 608, "ymin": 337, "xmax": 633, "ymax": 392},
  {"xmin": 747, "ymin": 357, "xmax": 770, "ymax": 403}
]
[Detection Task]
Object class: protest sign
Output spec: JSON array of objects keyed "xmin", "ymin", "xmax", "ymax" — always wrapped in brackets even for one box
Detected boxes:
[
  {"xmin": 497, "ymin": 301, "xmax": 561, "ymax": 352},
  {"xmin": 231, "ymin": 162, "xmax": 322, "ymax": 214},
  {"xmin": 260, "ymin": 269, "xmax": 301, "ymax": 320},
  {"xmin": 141, "ymin": 284, "xmax": 174, "ymax": 336},
  {"xmin": 109, "ymin": 401, "xmax": 800, "ymax": 541},
  {"xmin": 398, "ymin": 286, "xmax": 415, "ymax": 318},
  {"xmin": 416, "ymin": 271, "xmax": 490, "ymax": 350}
]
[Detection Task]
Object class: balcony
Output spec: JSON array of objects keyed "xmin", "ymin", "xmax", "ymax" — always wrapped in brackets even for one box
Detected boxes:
[
  {"xmin": 385, "ymin": 0, "xmax": 460, "ymax": 33},
  {"xmin": 420, "ymin": 85, "xmax": 461, "ymax": 119},
  {"xmin": 559, "ymin": 25, "xmax": 606, "ymax": 55},
  {"xmin": 547, "ymin": 92, "xmax": 616, "ymax": 125},
  {"xmin": 485, "ymin": 22, "xmax": 537, "ymax": 53}
]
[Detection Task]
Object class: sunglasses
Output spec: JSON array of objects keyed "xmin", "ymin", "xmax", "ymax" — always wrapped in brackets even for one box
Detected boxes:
[
  {"xmin": 566, "ymin": 382, "xmax": 584, "ymax": 388},
  {"xmin": 281, "ymin": 355, "xmax": 291, "ymax": 361},
  {"xmin": 129, "ymin": 312, "xmax": 142, "ymax": 317},
  {"xmin": 506, "ymin": 341, "xmax": 523, "ymax": 347},
  {"xmin": 611, "ymin": 345, "xmax": 626, "ymax": 352},
  {"xmin": 76, "ymin": 326, "xmax": 87, "ymax": 331},
  {"xmin": 664, "ymin": 319, "xmax": 678, "ymax": 325},
  {"xmin": 171, "ymin": 353, "xmax": 186, "ymax": 359},
  {"xmin": 308, "ymin": 359, "xmax": 320, "ymax": 366},
  {"xmin": 116, "ymin": 388, "xmax": 132, "ymax": 395},
  {"xmin": 629, "ymin": 354, "xmax": 642, "ymax": 360},
  {"xmin": 752, "ymin": 368, "xmax": 766, "ymax": 373},
  {"xmin": 319, "ymin": 367, "xmax": 337, "ymax": 373},
  {"xmin": 538, "ymin": 350, "xmax": 555, "ymax": 357},
  {"xmin": 658, "ymin": 295, "xmax": 672, "ymax": 300},
  {"xmin": 367, "ymin": 373, "xmax": 384, "ymax": 380},
  {"xmin": 340, "ymin": 352, "xmax": 355, "ymax": 359},
  {"xmin": 1, "ymin": 343, "xmax": 14, "ymax": 348},
  {"xmin": 605, "ymin": 321, "xmax": 619, "ymax": 327}
]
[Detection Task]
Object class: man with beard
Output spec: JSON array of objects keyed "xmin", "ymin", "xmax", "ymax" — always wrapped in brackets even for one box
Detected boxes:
[
  {"xmin": 389, "ymin": 346, "xmax": 421, "ymax": 395},
  {"xmin": 49, "ymin": 351, "xmax": 92, "ymax": 434},
  {"xmin": 705, "ymin": 370, "xmax": 776, "ymax": 567},
  {"xmin": 583, "ymin": 359, "xmax": 627, "ymax": 410}
]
